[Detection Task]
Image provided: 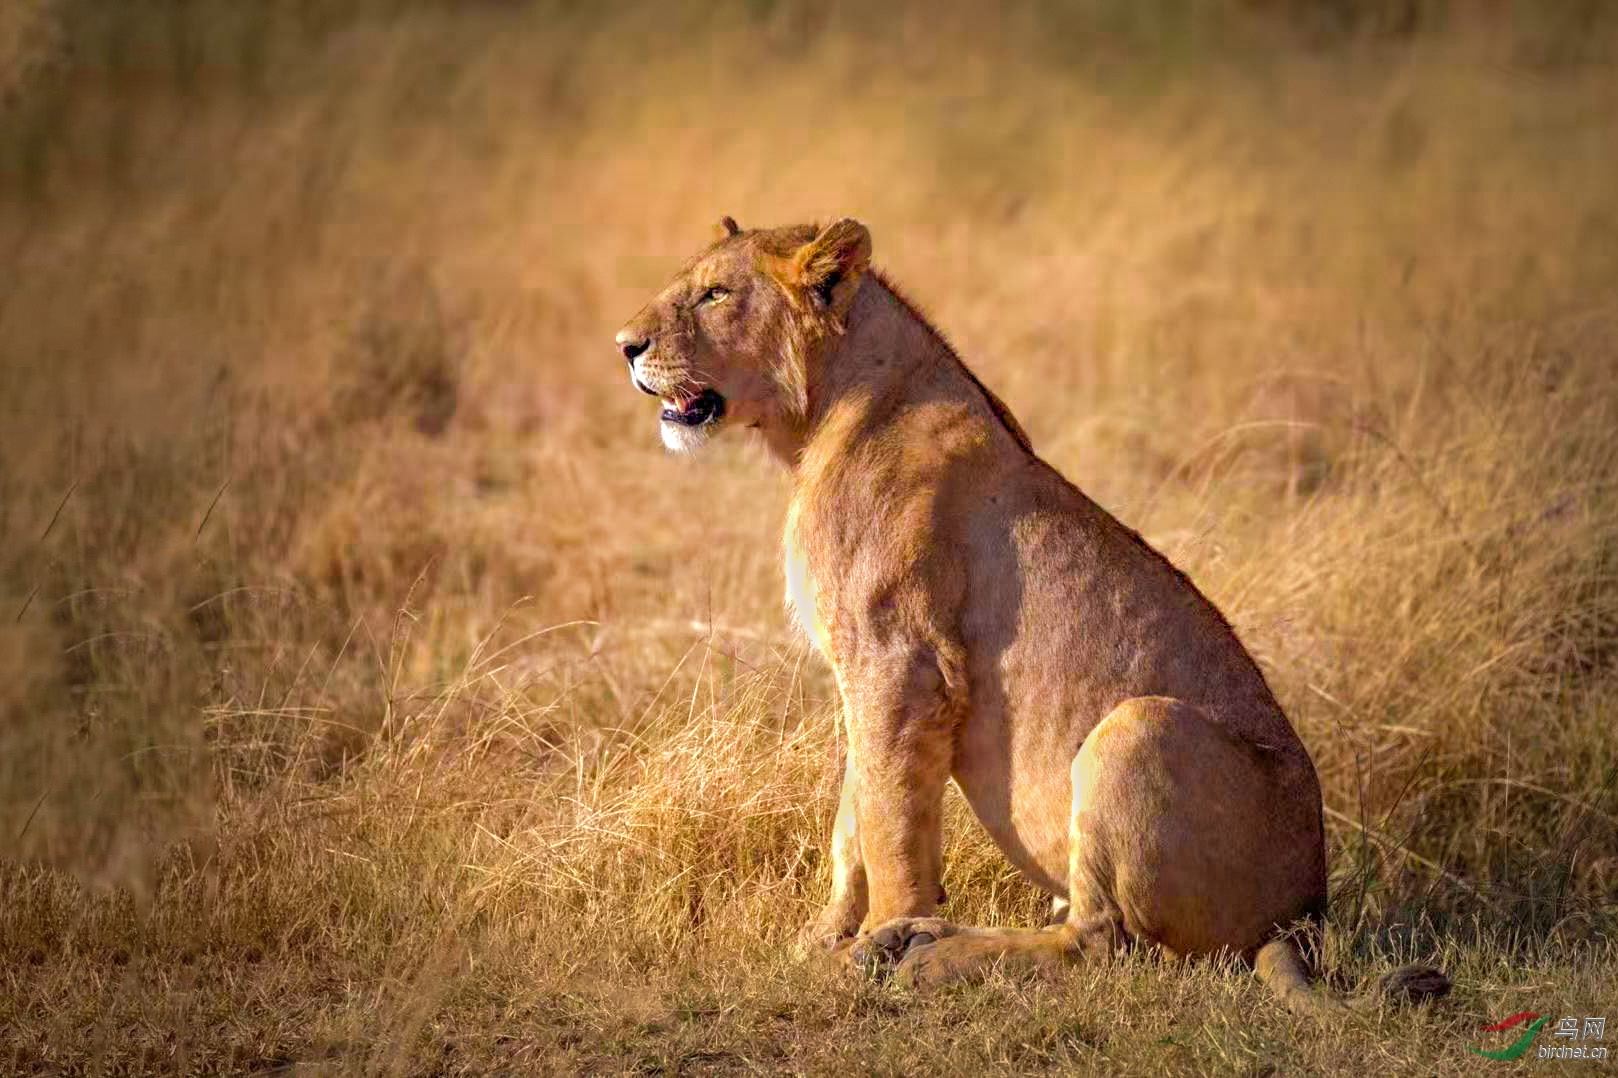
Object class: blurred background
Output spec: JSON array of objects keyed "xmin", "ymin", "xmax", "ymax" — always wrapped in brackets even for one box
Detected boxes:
[{"xmin": 2, "ymin": 1, "xmax": 1616, "ymax": 1071}]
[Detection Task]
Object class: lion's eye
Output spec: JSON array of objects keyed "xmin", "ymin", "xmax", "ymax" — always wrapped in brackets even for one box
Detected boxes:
[{"xmin": 698, "ymin": 286, "xmax": 729, "ymax": 305}]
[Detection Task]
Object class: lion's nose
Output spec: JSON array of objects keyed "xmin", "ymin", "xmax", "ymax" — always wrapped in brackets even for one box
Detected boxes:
[
  {"xmin": 617, "ymin": 329, "xmax": 659, "ymax": 396},
  {"xmin": 617, "ymin": 330, "xmax": 650, "ymax": 364}
]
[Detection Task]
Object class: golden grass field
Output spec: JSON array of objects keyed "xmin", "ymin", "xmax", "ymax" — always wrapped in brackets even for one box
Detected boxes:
[{"xmin": 2, "ymin": 1, "xmax": 1616, "ymax": 1073}]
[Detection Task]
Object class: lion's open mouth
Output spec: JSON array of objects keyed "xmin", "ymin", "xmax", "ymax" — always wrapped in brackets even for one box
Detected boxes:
[{"xmin": 660, "ymin": 388, "xmax": 726, "ymax": 427}]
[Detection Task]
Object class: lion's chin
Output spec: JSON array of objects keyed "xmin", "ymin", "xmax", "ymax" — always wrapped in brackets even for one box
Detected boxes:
[{"xmin": 660, "ymin": 417, "xmax": 717, "ymax": 455}]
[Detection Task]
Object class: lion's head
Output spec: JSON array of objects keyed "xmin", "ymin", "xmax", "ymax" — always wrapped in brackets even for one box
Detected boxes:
[{"xmin": 614, "ymin": 217, "xmax": 872, "ymax": 454}]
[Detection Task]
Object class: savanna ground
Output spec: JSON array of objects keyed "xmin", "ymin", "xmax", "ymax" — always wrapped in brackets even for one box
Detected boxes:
[{"xmin": 1, "ymin": 1, "xmax": 1616, "ymax": 1074}]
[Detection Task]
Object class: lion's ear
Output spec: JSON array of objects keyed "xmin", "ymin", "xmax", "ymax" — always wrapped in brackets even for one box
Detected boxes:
[
  {"xmin": 792, "ymin": 218, "xmax": 871, "ymax": 314},
  {"xmin": 716, "ymin": 215, "xmax": 741, "ymax": 239}
]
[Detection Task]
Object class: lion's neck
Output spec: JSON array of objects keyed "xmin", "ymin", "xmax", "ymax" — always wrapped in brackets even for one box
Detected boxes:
[{"xmin": 776, "ymin": 276, "xmax": 956, "ymax": 465}]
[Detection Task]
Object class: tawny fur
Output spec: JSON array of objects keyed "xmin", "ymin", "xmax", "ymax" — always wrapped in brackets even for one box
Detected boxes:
[{"xmin": 615, "ymin": 217, "xmax": 1448, "ymax": 1016}]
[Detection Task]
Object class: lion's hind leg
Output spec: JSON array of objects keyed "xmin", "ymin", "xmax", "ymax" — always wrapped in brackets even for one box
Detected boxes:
[
  {"xmin": 1067, "ymin": 696, "xmax": 1329, "ymax": 963},
  {"xmin": 883, "ymin": 695, "xmax": 1327, "ymax": 990},
  {"xmin": 889, "ymin": 920, "xmax": 1101, "ymax": 989}
]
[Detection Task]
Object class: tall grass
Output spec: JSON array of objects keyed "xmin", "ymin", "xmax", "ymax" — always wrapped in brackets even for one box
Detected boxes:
[{"xmin": 2, "ymin": 1, "xmax": 1616, "ymax": 1072}]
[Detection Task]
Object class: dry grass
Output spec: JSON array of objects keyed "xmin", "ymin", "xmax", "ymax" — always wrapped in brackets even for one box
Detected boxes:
[{"xmin": 2, "ymin": 2, "xmax": 1616, "ymax": 1074}]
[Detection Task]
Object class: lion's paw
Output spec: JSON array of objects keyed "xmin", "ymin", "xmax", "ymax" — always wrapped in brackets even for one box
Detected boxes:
[
  {"xmin": 793, "ymin": 901, "xmax": 867, "ymax": 962},
  {"xmin": 794, "ymin": 922, "xmax": 857, "ymax": 962},
  {"xmin": 848, "ymin": 916, "xmax": 960, "ymax": 972},
  {"xmin": 894, "ymin": 935, "xmax": 993, "ymax": 989}
]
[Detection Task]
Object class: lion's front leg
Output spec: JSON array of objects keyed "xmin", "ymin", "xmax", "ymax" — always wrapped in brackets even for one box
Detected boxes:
[
  {"xmin": 833, "ymin": 647, "xmax": 957, "ymax": 973},
  {"xmin": 796, "ymin": 750, "xmax": 867, "ymax": 956}
]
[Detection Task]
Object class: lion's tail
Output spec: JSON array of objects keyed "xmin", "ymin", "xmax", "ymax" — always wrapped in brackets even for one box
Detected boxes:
[{"xmin": 1254, "ymin": 937, "xmax": 1451, "ymax": 1018}]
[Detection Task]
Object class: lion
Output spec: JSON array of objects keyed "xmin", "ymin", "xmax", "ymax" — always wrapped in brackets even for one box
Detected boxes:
[{"xmin": 614, "ymin": 216, "xmax": 1449, "ymax": 1014}]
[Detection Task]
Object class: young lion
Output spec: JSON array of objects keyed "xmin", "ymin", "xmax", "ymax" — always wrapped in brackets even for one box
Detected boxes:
[{"xmin": 614, "ymin": 217, "xmax": 1448, "ymax": 1014}]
